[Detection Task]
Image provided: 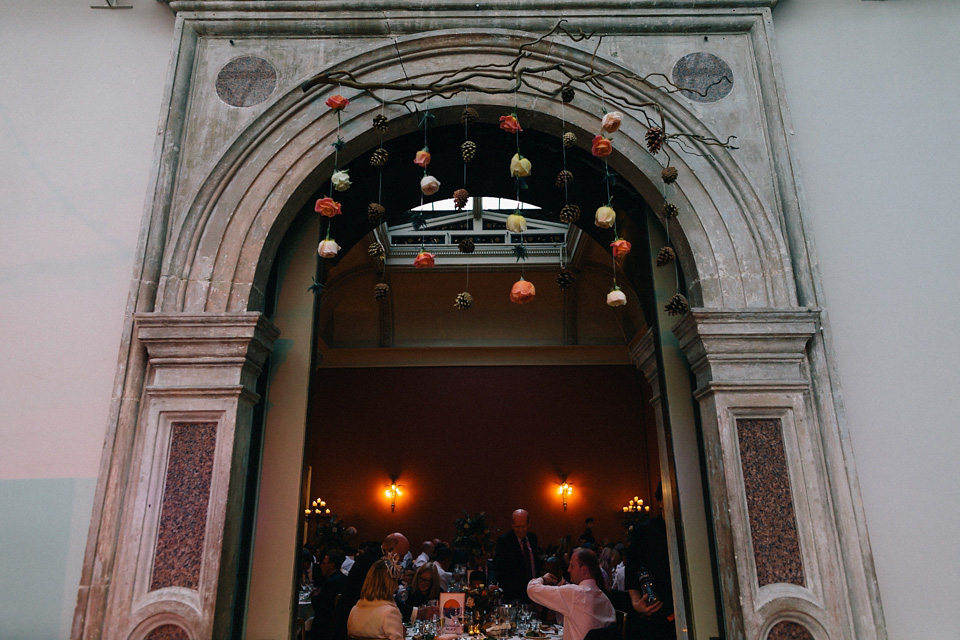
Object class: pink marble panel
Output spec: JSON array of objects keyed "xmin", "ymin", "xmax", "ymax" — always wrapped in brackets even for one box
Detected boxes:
[
  {"xmin": 736, "ymin": 418, "xmax": 805, "ymax": 587},
  {"xmin": 145, "ymin": 623, "xmax": 190, "ymax": 640},
  {"xmin": 150, "ymin": 422, "xmax": 217, "ymax": 590},
  {"xmin": 767, "ymin": 620, "xmax": 814, "ymax": 640}
]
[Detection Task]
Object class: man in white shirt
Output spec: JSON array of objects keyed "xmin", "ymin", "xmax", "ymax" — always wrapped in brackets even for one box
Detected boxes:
[
  {"xmin": 526, "ymin": 547, "xmax": 616, "ymax": 640},
  {"xmin": 414, "ymin": 540, "xmax": 435, "ymax": 568}
]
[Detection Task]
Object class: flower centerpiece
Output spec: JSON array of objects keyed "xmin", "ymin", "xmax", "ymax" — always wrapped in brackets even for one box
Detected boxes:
[{"xmin": 464, "ymin": 583, "xmax": 503, "ymax": 619}]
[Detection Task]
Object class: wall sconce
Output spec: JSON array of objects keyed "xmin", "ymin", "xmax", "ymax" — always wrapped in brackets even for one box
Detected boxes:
[
  {"xmin": 557, "ymin": 477, "xmax": 573, "ymax": 511},
  {"xmin": 385, "ymin": 479, "xmax": 403, "ymax": 512}
]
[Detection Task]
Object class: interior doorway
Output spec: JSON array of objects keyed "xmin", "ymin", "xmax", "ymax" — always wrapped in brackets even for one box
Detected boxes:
[{"xmin": 242, "ymin": 113, "xmax": 720, "ymax": 639}]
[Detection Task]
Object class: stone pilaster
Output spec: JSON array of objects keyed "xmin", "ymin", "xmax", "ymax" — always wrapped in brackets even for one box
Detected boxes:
[
  {"xmin": 100, "ymin": 313, "xmax": 278, "ymax": 640},
  {"xmin": 673, "ymin": 309, "xmax": 847, "ymax": 639}
]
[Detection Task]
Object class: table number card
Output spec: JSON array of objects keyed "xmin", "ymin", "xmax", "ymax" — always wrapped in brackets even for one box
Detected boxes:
[{"xmin": 440, "ymin": 593, "xmax": 465, "ymax": 635}]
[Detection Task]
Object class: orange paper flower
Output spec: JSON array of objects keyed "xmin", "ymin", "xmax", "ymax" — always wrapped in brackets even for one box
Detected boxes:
[
  {"xmin": 510, "ymin": 278, "xmax": 536, "ymax": 304},
  {"xmin": 591, "ymin": 135, "xmax": 613, "ymax": 157},
  {"xmin": 499, "ymin": 115, "xmax": 522, "ymax": 134},
  {"xmin": 414, "ymin": 251, "xmax": 436, "ymax": 268},
  {"xmin": 325, "ymin": 94, "xmax": 350, "ymax": 111},
  {"xmin": 611, "ymin": 238, "xmax": 632, "ymax": 258},
  {"xmin": 315, "ymin": 197, "xmax": 342, "ymax": 218},
  {"xmin": 415, "ymin": 149, "xmax": 432, "ymax": 168}
]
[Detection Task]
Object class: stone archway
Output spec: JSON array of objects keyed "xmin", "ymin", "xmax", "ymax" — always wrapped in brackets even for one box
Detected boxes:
[{"xmin": 73, "ymin": 4, "xmax": 885, "ymax": 640}]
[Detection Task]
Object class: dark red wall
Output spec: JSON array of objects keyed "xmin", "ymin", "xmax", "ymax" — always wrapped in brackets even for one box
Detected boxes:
[{"xmin": 305, "ymin": 365, "xmax": 660, "ymax": 551}]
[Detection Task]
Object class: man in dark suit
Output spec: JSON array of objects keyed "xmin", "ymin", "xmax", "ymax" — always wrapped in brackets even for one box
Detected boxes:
[
  {"xmin": 309, "ymin": 549, "xmax": 347, "ymax": 640},
  {"xmin": 494, "ymin": 509, "xmax": 540, "ymax": 603}
]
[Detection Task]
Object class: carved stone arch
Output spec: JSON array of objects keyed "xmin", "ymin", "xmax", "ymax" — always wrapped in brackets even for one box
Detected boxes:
[
  {"xmin": 160, "ymin": 30, "xmax": 796, "ymax": 315},
  {"xmin": 75, "ymin": 6, "xmax": 887, "ymax": 640}
]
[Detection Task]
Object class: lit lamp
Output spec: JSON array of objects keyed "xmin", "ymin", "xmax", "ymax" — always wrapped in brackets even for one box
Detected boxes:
[
  {"xmin": 557, "ymin": 478, "xmax": 573, "ymax": 511},
  {"xmin": 385, "ymin": 480, "xmax": 403, "ymax": 512},
  {"xmin": 622, "ymin": 496, "xmax": 650, "ymax": 513}
]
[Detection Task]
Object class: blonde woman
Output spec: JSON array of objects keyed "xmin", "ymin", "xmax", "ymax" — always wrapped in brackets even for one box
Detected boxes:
[{"xmin": 347, "ymin": 558, "xmax": 404, "ymax": 640}]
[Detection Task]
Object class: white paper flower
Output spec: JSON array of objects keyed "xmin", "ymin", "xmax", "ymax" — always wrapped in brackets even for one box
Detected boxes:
[
  {"xmin": 331, "ymin": 170, "xmax": 351, "ymax": 192},
  {"xmin": 317, "ymin": 238, "xmax": 340, "ymax": 258},
  {"xmin": 420, "ymin": 175, "xmax": 441, "ymax": 196},
  {"xmin": 606, "ymin": 288, "xmax": 627, "ymax": 307},
  {"xmin": 601, "ymin": 111, "xmax": 623, "ymax": 134}
]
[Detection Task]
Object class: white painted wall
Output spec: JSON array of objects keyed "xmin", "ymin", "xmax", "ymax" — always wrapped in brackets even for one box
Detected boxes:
[
  {"xmin": 0, "ymin": 0, "xmax": 175, "ymax": 480},
  {"xmin": 0, "ymin": 2, "xmax": 174, "ymax": 637},
  {"xmin": 773, "ymin": 1, "xmax": 960, "ymax": 638},
  {"xmin": 1, "ymin": 1, "xmax": 958, "ymax": 638}
]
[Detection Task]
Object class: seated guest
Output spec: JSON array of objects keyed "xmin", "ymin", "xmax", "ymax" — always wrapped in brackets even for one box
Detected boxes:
[
  {"xmin": 310, "ymin": 550, "xmax": 347, "ymax": 640},
  {"xmin": 468, "ymin": 569, "xmax": 486, "ymax": 589},
  {"xmin": 526, "ymin": 548, "xmax": 616, "ymax": 640},
  {"xmin": 407, "ymin": 562, "xmax": 442, "ymax": 608},
  {"xmin": 414, "ymin": 541, "xmax": 434, "ymax": 568},
  {"xmin": 434, "ymin": 547, "xmax": 455, "ymax": 591},
  {"xmin": 347, "ymin": 559, "xmax": 405, "ymax": 640}
]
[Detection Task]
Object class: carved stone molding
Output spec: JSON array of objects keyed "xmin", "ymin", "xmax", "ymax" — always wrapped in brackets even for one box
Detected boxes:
[{"xmin": 91, "ymin": 313, "xmax": 278, "ymax": 640}]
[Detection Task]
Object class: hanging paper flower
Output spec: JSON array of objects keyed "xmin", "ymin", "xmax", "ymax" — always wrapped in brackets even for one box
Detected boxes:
[
  {"xmin": 415, "ymin": 149, "xmax": 432, "ymax": 168},
  {"xmin": 595, "ymin": 205, "xmax": 616, "ymax": 229},
  {"xmin": 420, "ymin": 175, "xmax": 441, "ymax": 196},
  {"xmin": 506, "ymin": 213, "xmax": 527, "ymax": 233},
  {"xmin": 317, "ymin": 237, "xmax": 341, "ymax": 258},
  {"xmin": 607, "ymin": 286, "xmax": 627, "ymax": 307},
  {"xmin": 510, "ymin": 278, "xmax": 536, "ymax": 304},
  {"xmin": 325, "ymin": 94, "xmax": 350, "ymax": 111},
  {"xmin": 331, "ymin": 170, "xmax": 352, "ymax": 192},
  {"xmin": 413, "ymin": 251, "xmax": 436, "ymax": 268},
  {"xmin": 601, "ymin": 111, "xmax": 623, "ymax": 134},
  {"xmin": 499, "ymin": 115, "xmax": 522, "ymax": 134},
  {"xmin": 315, "ymin": 197, "xmax": 342, "ymax": 218},
  {"xmin": 591, "ymin": 135, "xmax": 613, "ymax": 157},
  {"xmin": 509, "ymin": 153, "xmax": 532, "ymax": 177},
  {"xmin": 611, "ymin": 238, "xmax": 632, "ymax": 258}
]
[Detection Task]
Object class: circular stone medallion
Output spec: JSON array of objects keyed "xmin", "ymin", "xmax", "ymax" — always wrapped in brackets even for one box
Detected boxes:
[
  {"xmin": 216, "ymin": 56, "xmax": 278, "ymax": 108},
  {"xmin": 671, "ymin": 52, "xmax": 734, "ymax": 103}
]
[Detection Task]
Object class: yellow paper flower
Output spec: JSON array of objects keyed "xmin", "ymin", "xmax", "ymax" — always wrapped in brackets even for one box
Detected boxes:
[
  {"xmin": 509, "ymin": 153, "xmax": 532, "ymax": 177},
  {"xmin": 506, "ymin": 213, "xmax": 527, "ymax": 233},
  {"xmin": 595, "ymin": 205, "xmax": 616, "ymax": 229}
]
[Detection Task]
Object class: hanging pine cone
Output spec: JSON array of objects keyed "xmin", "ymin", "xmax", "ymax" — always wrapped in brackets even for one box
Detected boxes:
[
  {"xmin": 555, "ymin": 170, "xmax": 574, "ymax": 188},
  {"xmin": 646, "ymin": 126, "xmax": 665, "ymax": 154},
  {"xmin": 561, "ymin": 86, "xmax": 576, "ymax": 103},
  {"xmin": 372, "ymin": 114, "xmax": 389, "ymax": 133},
  {"xmin": 368, "ymin": 241, "xmax": 385, "ymax": 260},
  {"xmin": 374, "ymin": 282, "xmax": 390, "ymax": 300},
  {"xmin": 461, "ymin": 140, "xmax": 477, "ymax": 163},
  {"xmin": 655, "ymin": 246, "xmax": 676, "ymax": 267},
  {"xmin": 563, "ymin": 132, "xmax": 577, "ymax": 148},
  {"xmin": 458, "ymin": 238, "xmax": 475, "ymax": 254},
  {"xmin": 664, "ymin": 203, "xmax": 679, "ymax": 219},
  {"xmin": 661, "ymin": 166, "xmax": 678, "ymax": 184},
  {"xmin": 455, "ymin": 291, "xmax": 474, "ymax": 310},
  {"xmin": 369, "ymin": 148, "xmax": 389, "ymax": 167},
  {"xmin": 367, "ymin": 202, "xmax": 386, "ymax": 224},
  {"xmin": 461, "ymin": 107, "xmax": 479, "ymax": 125},
  {"xmin": 664, "ymin": 293, "xmax": 689, "ymax": 316},
  {"xmin": 556, "ymin": 268, "xmax": 576, "ymax": 289},
  {"xmin": 453, "ymin": 188, "xmax": 470, "ymax": 211},
  {"xmin": 559, "ymin": 204, "xmax": 581, "ymax": 224}
]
